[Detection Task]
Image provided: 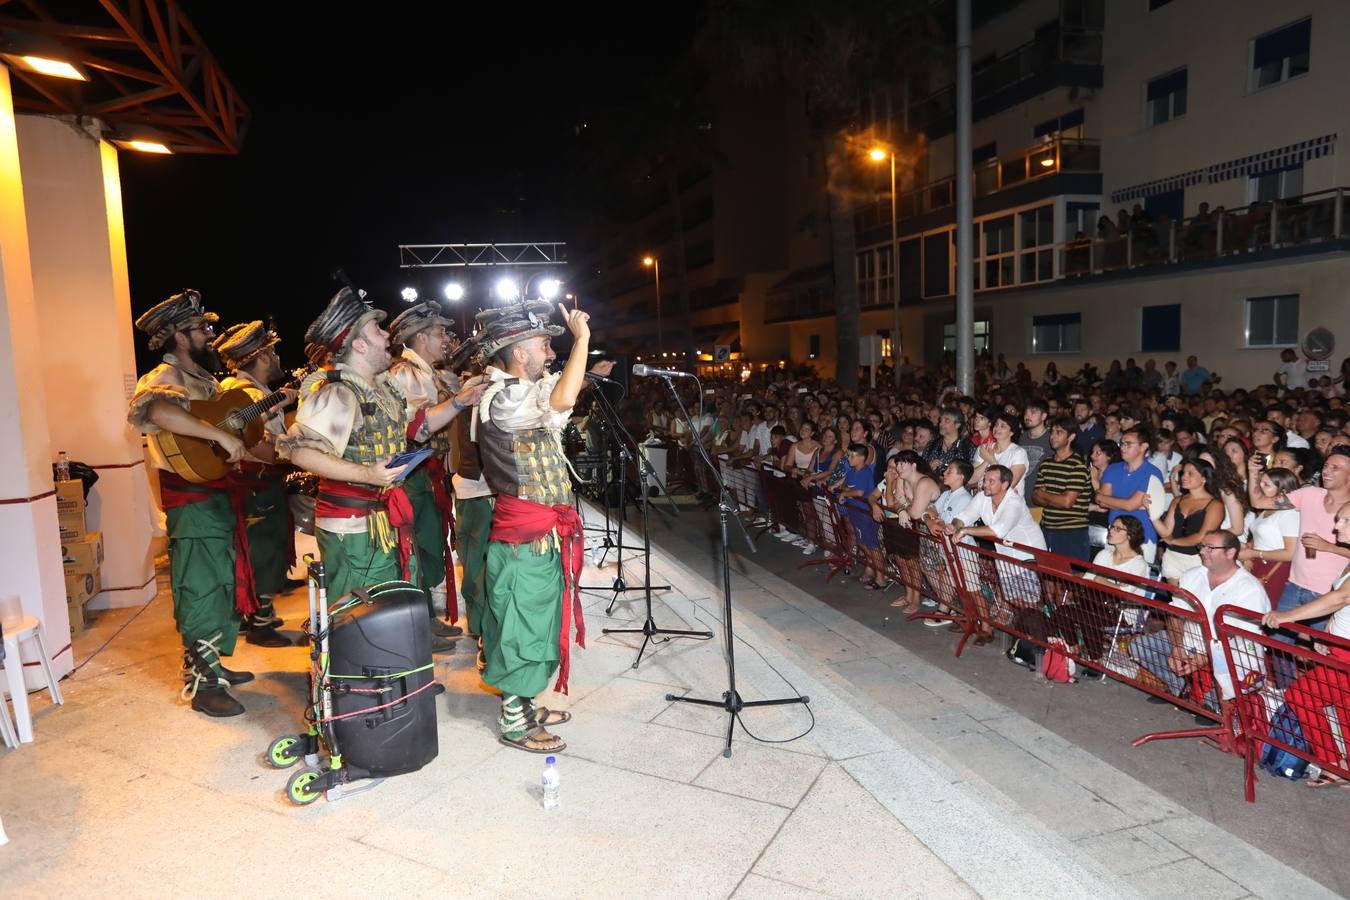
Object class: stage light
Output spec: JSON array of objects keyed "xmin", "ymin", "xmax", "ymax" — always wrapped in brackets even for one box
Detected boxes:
[
  {"xmin": 443, "ymin": 283, "xmax": 465, "ymax": 302},
  {"xmin": 495, "ymin": 277, "xmax": 519, "ymax": 301},
  {"xmin": 18, "ymin": 55, "xmax": 85, "ymax": 80},
  {"xmin": 0, "ymin": 32, "xmax": 89, "ymax": 81},
  {"xmin": 400, "ymin": 287, "xmax": 419, "ymax": 302},
  {"xmin": 537, "ymin": 278, "xmax": 561, "ymax": 300},
  {"xmin": 118, "ymin": 139, "xmax": 173, "ymax": 154}
]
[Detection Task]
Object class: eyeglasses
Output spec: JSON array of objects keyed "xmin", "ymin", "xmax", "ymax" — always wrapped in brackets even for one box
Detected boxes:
[
  {"xmin": 1107, "ymin": 523, "xmax": 1127, "ymax": 532},
  {"xmin": 1198, "ymin": 544, "xmax": 1230, "ymax": 552},
  {"xmin": 1119, "ymin": 440, "xmax": 1142, "ymax": 447},
  {"xmin": 1253, "ymin": 426, "xmax": 1275, "ymax": 433}
]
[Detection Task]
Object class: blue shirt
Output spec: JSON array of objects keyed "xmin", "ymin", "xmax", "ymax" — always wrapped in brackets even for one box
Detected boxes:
[
  {"xmin": 1100, "ymin": 460, "xmax": 1165, "ymax": 543},
  {"xmin": 842, "ymin": 464, "xmax": 874, "ymax": 511},
  {"xmin": 1179, "ymin": 366, "xmax": 1210, "ymax": 395},
  {"xmin": 1072, "ymin": 420, "xmax": 1105, "ymax": 457}
]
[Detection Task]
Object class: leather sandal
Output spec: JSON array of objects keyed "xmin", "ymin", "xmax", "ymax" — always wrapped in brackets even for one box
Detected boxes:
[{"xmin": 499, "ymin": 726, "xmax": 566, "ymax": 754}]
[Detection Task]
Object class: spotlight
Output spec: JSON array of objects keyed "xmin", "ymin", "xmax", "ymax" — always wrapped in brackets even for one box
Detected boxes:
[
  {"xmin": 495, "ymin": 278, "xmax": 519, "ymax": 301},
  {"xmin": 400, "ymin": 287, "xmax": 419, "ymax": 302},
  {"xmin": 537, "ymin": 278, "xmax": 561, "ymax": 300},
  {"xmin": 443, "ymin": 283, "xmax": 465, "ymax": 302}
]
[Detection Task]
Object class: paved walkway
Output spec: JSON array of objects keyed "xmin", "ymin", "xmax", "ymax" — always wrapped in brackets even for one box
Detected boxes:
[{"xmin": 0, "ymin": 500, "xmax": 1336, "ymax": 899}]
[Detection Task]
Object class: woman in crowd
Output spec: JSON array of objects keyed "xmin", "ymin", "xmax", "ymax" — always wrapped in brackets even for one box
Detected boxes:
[
  {"xmin": 1152, "ymin": 458, "xmax": 1225, "ymax": 583},
  {"xmin": 879, "ymin": 450, "xmax": 941, "ymax": 613},
  {"xmin": 1088, "ymin": 439, "xmax": 1122, "ymax": 509},
  {"xmin": 968, "ymin": 407, "xmax": 995, "ymax": 451},
  {"xmin": 1197, "ymin": 447, "xmax": 1251, "ymax": 540},
  {"xmin": 802, "ymin": 427, "xmax": 845, "ymax": 488},
  {"xmin": 972, "ymin": 411, "xmax": 1028, "ymax": 496},
  {"xmin": 920, "ymin": 459, "xmax": 976, "ymax": 627},
  {"xmin": 837, "ymin": 443, "xmax": 887, "ymax": 590},
  {"xmin": 1238, "ymin": 467, "xmax": 1300, "ymax": 606},
  {"xmin": 783, "ymin": 420, "xmax": 821, "ymax": 477},
  {"xmin": 1271, "ymin": 447, "xmax": 1311, "ymax": 484},
  {"xmin": 1043, "ymin": 360, "xmax": 1061, "ymax": 389}
]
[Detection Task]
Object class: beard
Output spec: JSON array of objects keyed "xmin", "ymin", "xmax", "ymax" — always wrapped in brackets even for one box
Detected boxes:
[{"xmin": 189, "ymin": 344, "xmax": 222, "ymax": 373}]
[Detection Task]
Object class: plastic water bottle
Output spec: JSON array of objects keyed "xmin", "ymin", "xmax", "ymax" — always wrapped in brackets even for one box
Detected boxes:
[
  {"xmin": 541, "ymin": 756, "xmax": 561, "ymax": 811},
  {"xmin": 55, "ymin": 450, "xmax": 70, "ymax": 482}
]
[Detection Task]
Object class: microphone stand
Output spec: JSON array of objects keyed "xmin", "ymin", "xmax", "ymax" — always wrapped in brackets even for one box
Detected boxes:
[
  {"xmin": 577, "ymin": 381, "xmax": 647, "ymax": 599},
  {"xmin": 656, "ymin": 373, "xmax": 809, "ymax": 757},
  {"xmin": 585, "ymin": 374, "xmax": 709, "ymax": 668}
]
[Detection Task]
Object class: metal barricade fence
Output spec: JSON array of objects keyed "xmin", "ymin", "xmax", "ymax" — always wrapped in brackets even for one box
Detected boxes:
[
  {"xmin": 716, "ymin": 456, "xmax": 760, "ymax": 521},
  {"xmin": 1216, "ymin": 605, "xmax": 1350, "ymax": 801},
  {"xmin": 948, "ymin": 540, "xmax": 1240, "ymax": 751},
  {"xmin": 796, "ymin": 490, "xmax": 855, "ymax": 582},
  {"xmin": 759, "ymin": 467, "xmax": 808, "ymax": 536},
  {"xmin": 879, "ymin": 520, "xmax": 968, "ymax": 628}
]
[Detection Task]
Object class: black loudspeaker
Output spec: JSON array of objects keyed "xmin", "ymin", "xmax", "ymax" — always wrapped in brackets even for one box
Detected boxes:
[{"xmin": 327, "ymin": 581, "xmax": 439, "ymax": 777}]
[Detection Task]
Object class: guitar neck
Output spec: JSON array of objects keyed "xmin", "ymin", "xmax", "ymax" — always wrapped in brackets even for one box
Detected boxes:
[{"xmin": 232, "ymin": 389, "xmax": 289, "ymax": 427}]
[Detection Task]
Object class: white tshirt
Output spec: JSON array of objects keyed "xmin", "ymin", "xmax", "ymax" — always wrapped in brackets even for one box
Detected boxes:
[
  {"xmin": 974, "ymin": 442, "xmax": 1030, "ymax": 497},
  {"xmin": 1248, "ymin": 509, "xmax": 1298, "ymax": 552},
  {"xmin": 1089, "ymin": 547, "xmax": 1150, "ymax": 595},
  {"xmin": 1331, "ymin": 570, "xmax": 1350, "ymax": 639},
  {"xmin": 1285, "ymin": 432, "xmax": 1310, "ymax": 450},
  {"xmin": 934, "ymin": 488, "xmax": 973, "ymax": 524},
  {"xmin": 1278, "ymin": 359, "xmax": 1309, "ymax": 390}
]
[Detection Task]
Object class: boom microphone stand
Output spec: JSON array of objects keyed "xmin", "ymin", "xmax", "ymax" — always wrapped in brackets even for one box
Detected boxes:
[
  {"xmin": 578, "ymin": 379, "xmax": 652, "ymax": 599},
  {"xmin": 657, "ymin": 373, "xmax": 809, "ymax": 757},
  {"xmin": 585, "ymin": 375, "xmax": 709, "ymax": 667}
]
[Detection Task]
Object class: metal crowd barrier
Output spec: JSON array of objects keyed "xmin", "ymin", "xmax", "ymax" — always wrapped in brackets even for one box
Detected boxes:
[
  {"xmin": 880, "ymin": 520, "xmax": 969, "ymax": 629},
  {"xmin": 795, "ymin": 490, "xmax": 856, "ymax": 582},
  {"xmin": 1217, "ymin": 606, "xmax": 1350, "ymax": 801}
]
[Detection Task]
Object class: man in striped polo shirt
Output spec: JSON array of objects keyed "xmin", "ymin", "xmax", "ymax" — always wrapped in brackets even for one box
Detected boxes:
[{"xmin": 1032, "ymin": 417, "xmax": 1093, "ymax": 561}]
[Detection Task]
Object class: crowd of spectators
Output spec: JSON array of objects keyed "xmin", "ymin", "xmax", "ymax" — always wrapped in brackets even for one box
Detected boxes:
[{"xmin": 598, "ymin": 349, "xmax": 1350, "ymax": 782}]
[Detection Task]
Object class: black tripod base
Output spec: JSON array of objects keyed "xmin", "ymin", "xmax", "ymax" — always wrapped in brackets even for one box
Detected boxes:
[
  {"xmin": 603, "ymin": 617, "xmax": 712, "ymax": 668},
  {"xmin": 666, "ymin": 690, "xmax": 810, "ymax": 757}
]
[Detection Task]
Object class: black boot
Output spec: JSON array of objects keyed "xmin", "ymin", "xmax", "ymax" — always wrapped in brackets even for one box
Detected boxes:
[
  {"xmin": 254, "ymin": 600, "xmax": 284, "ymax": 629},
  {"xmin": 218, "ymin": 665, "xmax": 255, "ymax": 686},
  {"xmin": 429, "ymin": 618, "xmax": 464, "ymax": 638},
  {"xmin": 244, "ymin": 615, "xmax": 291, "ymax": 648},
  {"xmin": 182, "ymin": 642, "xmax": 244, "ymax": 717},
  {"xmin": 431, "ymin": 634, "xmax": 458, "ymax": 654},
  {"xmin": 191, "ymin": 684, "xmax": 245, "ymax": 717}
]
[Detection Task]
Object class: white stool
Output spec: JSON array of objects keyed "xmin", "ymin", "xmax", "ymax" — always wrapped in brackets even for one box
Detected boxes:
[
  {"xmin": 0, "ymin": 616, "xmax": 64, "ymax": 744},
  {"xmin": 0, "ymin": 687, "xmax": 15, "ymax": 748}
]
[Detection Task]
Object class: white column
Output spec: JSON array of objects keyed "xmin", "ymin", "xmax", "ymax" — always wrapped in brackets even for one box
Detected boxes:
[
  {"xmin": 0, "ymin": 68, "xmax": 72, "ymax": 686},
  {"xmin": 16, "ymin": 115, "xmax": 157, "ymax": 613}
]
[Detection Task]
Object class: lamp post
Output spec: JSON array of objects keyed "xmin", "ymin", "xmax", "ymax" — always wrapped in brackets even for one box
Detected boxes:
[
  {"xmin": 643, "ymin": 255, "xmax": 663, "ymax": 356},
  {"xmin": 869, "ymin": 146, "xmax": 900, "ymax": 387}
]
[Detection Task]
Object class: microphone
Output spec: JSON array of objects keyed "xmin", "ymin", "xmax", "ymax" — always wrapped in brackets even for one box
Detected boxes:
[
  {"xmin": 584, "ymin": 371, "xmax": 621, "ymax": 386},
  {"xmin": 632, "ymin": 364, "xmax": 695, "ymax": 379}
]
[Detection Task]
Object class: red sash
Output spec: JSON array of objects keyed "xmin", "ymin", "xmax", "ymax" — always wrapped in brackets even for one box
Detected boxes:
[
  {"xmin": 315, "ymin": 479, "xmax": 415, "ymax": 582},
  {"xmin": 489, "ymin": 493, "xmax": 586, "ymax": 695},
  {"xmin": 159, "ymin": 470, "xmax": 259, "ymax": 616},
  {"xmin": 425, "ymin": 456, "xmax": 459, "ymax": 622}
]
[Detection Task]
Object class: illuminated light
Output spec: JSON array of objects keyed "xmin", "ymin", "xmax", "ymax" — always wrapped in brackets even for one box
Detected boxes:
[
  {"xmin": 19, "ymin": 54, "xmax": 87, "ymax": 80},
  {"xmin": 868, "ymin": 147, "xmax": 888, "ymax": 162},
  {"xmin": 642, "ymin": 256, "xmax": 654, "ymax": 267},
  {"xmin": 564, "ymin": 293, "xmax": 575, "ymax": 301},
  {"xmin": 537, "ymin": 278, "xmax": 561, "ymax": 300},
  {"xmin": 112, "ymin": 138, "xmax": 173, "ymax": 154},
  {"xmin": 1039, "ymin": 157, "xmax": 1055, "ymax": 168},
  {"xmin": 400, "ymin": 287, "xmax": 419, "ymax": 302},
  {"xmin": 443, "ymin": 283, "xmax": 465, "ymax": 302},
  {"xmin": 494, "ymin": 277, "xmax": 520, "ymax": 301}
]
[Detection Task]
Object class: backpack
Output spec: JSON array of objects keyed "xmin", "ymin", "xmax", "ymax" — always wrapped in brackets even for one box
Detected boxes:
[
  {"xmin": 1041, "ymin": 638, "xmax": 1077, "ymax": 683},
  {"xmin": 1259, "ymin": 703, "xmax": 1310, "ymax": 780}
]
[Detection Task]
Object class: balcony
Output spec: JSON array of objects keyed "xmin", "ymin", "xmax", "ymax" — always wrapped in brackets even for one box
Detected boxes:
[
  {"xmin": 855, "ymin": 136, "xmax": 1101, "ymax": 239},
  {"xmin": 1059, "ymin": 187, "xmax": 1350, "ymax": 279},
  {"xmin": 910, "ymin": 0, "xmax": 1104, "ymax": 139}
]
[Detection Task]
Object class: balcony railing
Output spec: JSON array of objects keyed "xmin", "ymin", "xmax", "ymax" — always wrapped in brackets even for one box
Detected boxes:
[
  {"xmin": 855, "ymin": 137, "xmax": 1100, "ymax": 233},
  {"xmin": 910, "ymin": 2, "xmax": 1104, "ymax": 135},
  {"xmin": 1059, "ymin": 187, "xmax": 1350, "ymax": 278}
]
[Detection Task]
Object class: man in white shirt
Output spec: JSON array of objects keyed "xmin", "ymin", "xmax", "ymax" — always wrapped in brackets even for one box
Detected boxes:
[
  {"xmin": 1131, "ymin": 530, "xmax": 1269, "ymax": 718},
  {"xmin": 950, "ymin": 465, "xmax": 1047, "ymax": 553},
  {"xmin": 1275, "ymin": 349, "xmax": 1309, "ymax": 392}
]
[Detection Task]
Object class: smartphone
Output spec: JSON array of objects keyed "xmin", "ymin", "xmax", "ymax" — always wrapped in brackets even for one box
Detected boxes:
[{"xmin": 704, "ymin": 388, "xmax": 715, "ymax": 395}]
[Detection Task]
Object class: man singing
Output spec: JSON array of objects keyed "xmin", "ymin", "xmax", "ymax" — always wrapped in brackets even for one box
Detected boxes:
[
  {"xmin": 127, "ymin": 290, "xmax": 251, "ymax": 716},
  {"xmin": 476, "ymin": 299, "xmax": 592, "ymax": 753}
]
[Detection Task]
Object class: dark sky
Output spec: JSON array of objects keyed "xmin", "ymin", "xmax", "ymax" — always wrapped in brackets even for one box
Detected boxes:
[{"xmin": 120, "ymin": 2, "xmax": 703, "ymax": 368}]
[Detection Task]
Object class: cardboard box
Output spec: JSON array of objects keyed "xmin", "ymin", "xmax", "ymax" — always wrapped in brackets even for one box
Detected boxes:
[
  {"xmin": 56, "ymin": 479, "xmax": 86, "ymax": 541},
  {"xmin": 62, "ymin": 531, "xmax": 104, "ymax": 575},
  {"xmin": 65, "ymin": 568, "xmax": 100, "ymax": 606},
  {"xmin": 66, "ymin": 592, "xmax": 87, "ymax": 635}
]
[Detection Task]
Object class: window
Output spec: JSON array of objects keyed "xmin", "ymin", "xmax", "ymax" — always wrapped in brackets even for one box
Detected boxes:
[
  {"xmin": 808, "ymin": 334, "xmax": 821, "ymax": 358},
  {"xmin": 924, "ymin": 232, "xmax": 950, "ymax": 297},
  {"xmin": 1245, "ymin": 294, "xmax": 1299, "ymax": 347},
  {"xmin": 981, "ymin": 215, "xmax": 1015, "ymax": 289},
  {"xmin": 1146, "ymin": 68, "xmax": 1187, "ymax": 126},
  {"xmin": 1066, "ymin": 201, "xmax": 1100, "ymax": 239},
  {"xmin": 876, "ymin": 245, "xmax": 894, "ymax": 307},
  {"xmin": 1250, "ymin": 164, "xmax": 1303, "ymax": 203},
  {"xmin": 1019, "ymin": 206, "xmax": 1055, "ymax": 283},
  {"xmin": 1032, "ymin": 313, "xmax": 1081, "ymax": 353},
  {"xmin": 899, "ymin": 237, "xmax": 922, "ymax": 301},
  {"xmin": 1033, "ymin": 108, "xmax": 1085, "ymax": 140},
  {"xmin": 855, "ymin": 250, "xmax": 877, "ymax": 306},
  {"xmin": 1141, "ymin": 304, "xmax": 1181, "ymax": 352},
  {"xmin": 1251, "ymin": 18, "xmax": 1311, "ymax": 91},
  {"xmin": 943, "ymin": 319, "xmax": 990, "ymax": 353},
  {"xmin": 972, "ymin": 141, "xmax": 997, "ymax": 163}
]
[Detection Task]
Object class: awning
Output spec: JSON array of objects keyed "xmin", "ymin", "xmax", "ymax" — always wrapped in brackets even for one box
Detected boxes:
[
  {"xmin": 1111, "ymin": 169, "xmax": 1205, "ymax": 204},
  {"xmin": 768, "ymin": 262, "xmax": 832, "ymax": 294},
  {"xmin": 1206, "ymin": 134, "xmax": 1336, "ymax": 182}
]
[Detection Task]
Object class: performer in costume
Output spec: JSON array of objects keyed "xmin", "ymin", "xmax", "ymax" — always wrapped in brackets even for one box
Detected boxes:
[
  {"xmin": 214, "ymin": 321, "xmax": 296, "ymax": 647},
  {"xmin": 445, "ymin": 339, "xmax": 495, "ymax": 673},
  {"xmin": 277, "ymin": 287, "xmax": 428, "ymax": 622},
  {"xmin": 477, "ymin": 299, "xmax": 593, "ymax": 753},
  {"xmin": 127, "ymin": 290, "xmax": 253, "ymax": 717},
  {"xmin": 385, "ymin": 301, "xmax": 486, "ymax": 640}
]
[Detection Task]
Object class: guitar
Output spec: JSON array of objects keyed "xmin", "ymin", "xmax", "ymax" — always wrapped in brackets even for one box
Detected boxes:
[{"xmin": 153, "ymin": 367, "xmax": 313, "ymax": 483}]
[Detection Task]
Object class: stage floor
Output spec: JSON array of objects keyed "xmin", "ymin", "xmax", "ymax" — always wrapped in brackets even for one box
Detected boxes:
[{"xmin": 0, "ymin": 501, "xmax": 1333, "ymax": 899}]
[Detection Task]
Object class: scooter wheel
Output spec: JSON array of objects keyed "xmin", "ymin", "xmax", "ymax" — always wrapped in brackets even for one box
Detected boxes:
[
  {"xmin": 267, "ymin": 734, "xmax": 302, "ymax": 769},
  {"xmin": 286, "ymin": 767, "xmax": 324, "ymax": 805}
]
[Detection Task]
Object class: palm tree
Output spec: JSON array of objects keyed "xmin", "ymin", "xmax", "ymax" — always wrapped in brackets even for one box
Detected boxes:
[{"xmin": 699, "ymin": 0, "xmax": 939, "ymax": 391}]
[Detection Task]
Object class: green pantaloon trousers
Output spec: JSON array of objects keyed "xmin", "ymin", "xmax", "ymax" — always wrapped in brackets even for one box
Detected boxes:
[
  {"xmin": 166, "ymin": 493, "xmax": 240, "ymax": 669},
  {"xmin": 245, "ymin": 479, "xmax": 291, "ymax": 599},
  {"xmin": 404, "ymin": 468, "xmax": 445, "ymax": 614},
  {"xmin": 454, "ymin": 495, "xmax": 494, "ymax": 636},
  {"xmin": 482, "ymin": 540, "xmax": 561, "ymax": 700},
  {"xmin": 316, "ymin": 525, "xmax": 416, "ymax": 608}
]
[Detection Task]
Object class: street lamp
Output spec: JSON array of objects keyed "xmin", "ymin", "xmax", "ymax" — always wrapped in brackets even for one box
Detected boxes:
[
  {"xmin": 642, "ymin": 255, "xmax": 663, "ymax": 356},
  {"xmin": 868, "ymin": 145, "xmax": 901, "ymax": 386}
]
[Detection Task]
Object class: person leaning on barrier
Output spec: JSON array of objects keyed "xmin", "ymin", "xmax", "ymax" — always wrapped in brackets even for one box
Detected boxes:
[
  {"xmin": 1262, "ymin": 500, "xmax": 1350, "ymax": 787},
  {"xmin": 1130, "ymin": 530, "xmax": 1269, "ymax": 722}
]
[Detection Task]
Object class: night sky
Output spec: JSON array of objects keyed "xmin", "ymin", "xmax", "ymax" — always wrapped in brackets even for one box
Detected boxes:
[{"xmin": 119, "ymin": 2, "xmax": 704, "ymax": 369}]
